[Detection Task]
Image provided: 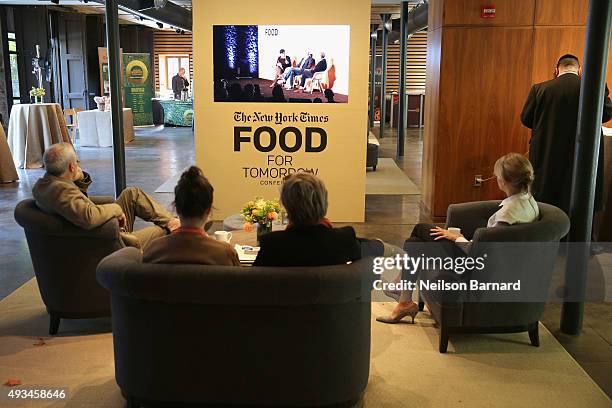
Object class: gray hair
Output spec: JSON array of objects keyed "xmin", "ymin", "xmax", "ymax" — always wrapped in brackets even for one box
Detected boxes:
[
  {"xmin": 281, "ymin": 172, "xmax": 328, "ymax": 226},
  {"xmin": 43, "ymin": 142, "xmax": 77, "ymax": 176}
]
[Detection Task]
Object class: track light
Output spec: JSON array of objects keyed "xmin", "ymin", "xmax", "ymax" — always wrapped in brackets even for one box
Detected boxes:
[
  {"xmin": 175, "ymin": 28, "xmax": 180, "ymax": 33},
  {"xmin": 50, "ymin": 0, "xmax": 59, "ymax": 4},
  {"xmin": 156, "ymin": 22, "xmax": 163, "ymax": 28}
]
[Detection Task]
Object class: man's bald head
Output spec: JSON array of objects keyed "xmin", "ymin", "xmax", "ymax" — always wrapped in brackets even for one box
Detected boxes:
[{"xmin": 43, "ymin": 142, "xmax": 77, "ymax": 177}]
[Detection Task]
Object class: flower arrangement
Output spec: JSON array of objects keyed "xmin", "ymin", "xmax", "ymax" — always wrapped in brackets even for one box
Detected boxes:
[
  {"xmin": 93, "ymin": 96, "xmax": 111, "ymax": 111},
  {"xmin": 29, "ymin": 87, "xmax": 45, "ymax": 102},
  {"xmin": 241, "ymin": 197, "xmax": 282, "ymax": 234}
]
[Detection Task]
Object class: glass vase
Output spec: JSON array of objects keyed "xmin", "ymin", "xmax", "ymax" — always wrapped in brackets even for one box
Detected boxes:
[
  {"xmin": 256, "ymin": 222, "xmax": 272, "ymax": 244},
  {"xmin": 34, "ymin": 96, "xmax": 43, "ymax": 104}
]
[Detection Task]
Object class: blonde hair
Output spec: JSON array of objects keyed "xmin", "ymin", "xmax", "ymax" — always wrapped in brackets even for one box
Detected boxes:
[
  {"xmin": 494, "ymin": 153, "xmax": 534, "ymax": 193},
  {"xmin": 281, "ymin": 172, "xmax": 328, "ymax": 226}
]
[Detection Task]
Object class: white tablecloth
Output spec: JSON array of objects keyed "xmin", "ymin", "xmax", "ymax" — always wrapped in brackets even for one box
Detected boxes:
[
  {"xmin": 77, "ymin": 108, "xmax": 135, "ymax": 147},
  {"xmin": 0, "ymin": 125, "xmax": 18, "ymax": 182},
  {"xmin": 7, "ymin": 103, "xmax": 70, "ymax": 168}
]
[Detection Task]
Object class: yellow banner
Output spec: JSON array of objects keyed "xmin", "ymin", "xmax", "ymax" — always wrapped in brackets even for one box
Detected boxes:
[{"xmin": 193, "ymin": 0, "xmax": 370, "ymax": 222}]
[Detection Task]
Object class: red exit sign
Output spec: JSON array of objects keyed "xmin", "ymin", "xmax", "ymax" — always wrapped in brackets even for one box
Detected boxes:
[{"xmin": 481, "ymin": 5, "xmax": 496, "ymax": 18}]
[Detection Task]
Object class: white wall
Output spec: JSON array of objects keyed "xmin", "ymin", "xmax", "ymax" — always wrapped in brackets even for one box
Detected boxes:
[{"xmin": 257, "ymin": 25, "xmax": 350, "ymax": 95}]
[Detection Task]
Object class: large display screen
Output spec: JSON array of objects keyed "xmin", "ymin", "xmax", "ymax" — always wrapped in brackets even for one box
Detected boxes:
[{"xmin": 213, "ymin": 25, "xmax": 350, "ymax": 103}]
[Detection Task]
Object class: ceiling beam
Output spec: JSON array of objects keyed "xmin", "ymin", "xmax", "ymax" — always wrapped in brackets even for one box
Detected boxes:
[{"xmin": 90, "ymin": 0, "xmax": 192, "ymax": 31}]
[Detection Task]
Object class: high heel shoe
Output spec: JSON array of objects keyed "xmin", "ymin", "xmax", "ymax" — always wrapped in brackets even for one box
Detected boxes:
[{"xmin": 376, "ymin": 303, "xmax": 419, "ymax": 324}]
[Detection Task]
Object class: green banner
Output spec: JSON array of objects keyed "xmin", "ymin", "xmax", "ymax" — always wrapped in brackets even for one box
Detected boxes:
[{"xmin": 123, "ymin": 53, "xmax": 153, "ymax": 126}]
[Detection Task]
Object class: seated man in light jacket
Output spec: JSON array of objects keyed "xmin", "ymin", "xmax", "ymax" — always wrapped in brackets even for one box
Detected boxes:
[{"xmin": 32, "ymin": 142, "xmax": 180, "ymax": 250}]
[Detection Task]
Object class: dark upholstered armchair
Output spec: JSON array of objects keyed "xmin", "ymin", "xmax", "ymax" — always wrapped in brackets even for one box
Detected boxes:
[
  {"xmin": 418, "ymin": 200, "xmax": 570, "ymax": 353},
  {"xmin": 367, "ymin": 143, "xmax": 379, "ymax": 171},
  {"xmin": 14, "ymin": 197, "xmax": 122, "ymax": 335},
  {"xmin": 97, "ymin": 247, "xmax": 372, "ymax": 408}
]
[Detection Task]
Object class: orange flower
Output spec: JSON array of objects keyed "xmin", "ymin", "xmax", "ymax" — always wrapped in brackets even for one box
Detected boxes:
[
  {"xmin": 243, "ymin": 222, "xmax": 254, "ymax": 232},
  {"xmin": 4, "ymin": 379, "xmax": 21, "ymax": 387},
  {"xmin": 251, "ymin": 209, "xmax": 258, "ymax": 215},
  {"xmin": 268, "ymin": 211, "xmax": 278, "ymax": 220}
]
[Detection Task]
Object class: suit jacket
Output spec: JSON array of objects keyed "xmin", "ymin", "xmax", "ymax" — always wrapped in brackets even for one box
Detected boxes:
[
  {"xmin": 32, "ymin": 173, "xmax": 123, "ymax": 230},
  {"xmin": 253, "ymin": 225, "xmax": 361, "ymax": 267},
  {"xmin": 520, "ymin": 73, "xmax": 612, "ymax": 213},
  {"xmin": 277, "ymin": 56, "xmax": 291, "ymax": 70},
  {"xmin": 299, "ymin": 56, "xmax": 315, "ymax": 70},
  {"xmin": 313, "ymin": 59, "xmax": 327, "ymax": 73},
  {"xmin": 172, "ymin": 74, "xmax": 189, "ymax": 97},
  {"xmin": 143, "ymin": 230, "xmax": 240, "ymax": 266}
]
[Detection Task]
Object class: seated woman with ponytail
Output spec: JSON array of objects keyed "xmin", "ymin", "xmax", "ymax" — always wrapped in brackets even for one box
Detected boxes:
[
  {"xmin": 143, "ymin": 166, "xmax": 240, "ymax": 266},
  {"xmin": 377, "ymin": 153, "xmax": 540, "ymax": 324}
]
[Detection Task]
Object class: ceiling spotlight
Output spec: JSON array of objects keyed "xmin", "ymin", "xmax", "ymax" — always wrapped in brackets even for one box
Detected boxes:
[
  {"xmin": 50, "ymin": 0, "xmax": 59, "ymax": 4},
  {"xmin": 180, "ymin": 30, "xmax": 185, "ymax": 35},
  {"xmin": 175, "ymin": 28, "xmax": 180, "ymax": 33},
  {"xmin": 156, "ymin": 22, "xmax": 163, "ymax": 28}
]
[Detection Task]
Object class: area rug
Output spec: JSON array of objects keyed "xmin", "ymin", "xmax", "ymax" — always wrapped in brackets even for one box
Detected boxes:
[
  {"xmin": 0, "ymin": 279, "xmax": 609, "ymax": 407},
  {"xmin": 365, "ymin": 158, "xmax": 420, "ymax": 195},
  {"xmin": 156, "ymin": 159, "xmax": 420, "ymax": 196}
]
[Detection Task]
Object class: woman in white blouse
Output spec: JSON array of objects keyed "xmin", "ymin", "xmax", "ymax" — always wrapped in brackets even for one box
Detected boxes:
[{"xmin": 377, "ymin": 153, "xmax": 539, "ymax": 324}]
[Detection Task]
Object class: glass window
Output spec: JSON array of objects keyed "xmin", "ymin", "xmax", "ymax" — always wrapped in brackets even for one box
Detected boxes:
[
  {"xmin": 7, "ymin": 32, "xmax": 20, "ymax": 104},
  {"xmin": 158, "ymin": 54, "xmax": 190, "ymax": 98}
]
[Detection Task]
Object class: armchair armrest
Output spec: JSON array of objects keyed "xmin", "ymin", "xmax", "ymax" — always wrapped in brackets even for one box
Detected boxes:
[
  {"xmin": 90, "ymin": 195, "xmax": 115, "ymax": 205},
  {"xmin": 446, "ymin": 200, "xmax": 501, "ymax": 239}
]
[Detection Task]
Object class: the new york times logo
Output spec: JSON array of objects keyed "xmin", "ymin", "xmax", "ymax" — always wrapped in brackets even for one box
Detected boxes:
[{"xmin": 373, "ymin": 253, "xmax": 487, "ymax": 276}]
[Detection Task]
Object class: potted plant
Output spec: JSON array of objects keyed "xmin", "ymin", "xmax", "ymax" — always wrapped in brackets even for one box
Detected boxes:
[
  {"xmin": 29, "ymin": 87, "xmax": 45, "ymax": 104},
  {"xmin": 241, "ymin": 197, "xmax": 282, "ymax": 243}
]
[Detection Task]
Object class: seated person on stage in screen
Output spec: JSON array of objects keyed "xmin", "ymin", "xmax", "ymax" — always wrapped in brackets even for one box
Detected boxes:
[
  {"xmin": 32, "ymin": 143, "xmax": 180, "ymax": 251},
  {"xmin": 271, "ymin": 49, "xmax": 292, "ymax": 88},
  {"xmin": 284, "ymin": 52, "xmax": 315, "ymax": 90},
  {"xmin": 296, "ymin": 52, "xmax": 327, "ymax": 92},
  {"xmin": 144, "ymin": 166, "xmax": 240, "ymax": 266},
  {"xmin": 172, "ymin": 67, "xmax": 189, "ymax": 100},
  {"xmin": 253, "ymin": 172, "xmax": 402, "ymax": 267},
  {"xmin": 377, "ymin": 153, "xmax": 540, "ymax": 324}
]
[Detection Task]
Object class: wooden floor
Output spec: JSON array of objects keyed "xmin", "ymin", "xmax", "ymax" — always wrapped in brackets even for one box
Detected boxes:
[{"xmin": 0, "ymin": 124, "xmax": 611, "ymax": 398}]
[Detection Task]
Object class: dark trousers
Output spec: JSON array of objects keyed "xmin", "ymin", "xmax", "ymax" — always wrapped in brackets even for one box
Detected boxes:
[
  {"xmin": 300, "ymin": 69, "xmax": 315, "ymax": 87},
  {"xmin": 115, "ymin": 187, "xmax": 173, "ymax": 250},
  {"xmin": 402, "ymin": 223, "xmax": 465, "ymax": 280}
]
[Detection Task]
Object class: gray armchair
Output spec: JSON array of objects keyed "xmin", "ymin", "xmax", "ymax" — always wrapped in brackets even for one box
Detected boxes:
[
  {"xmin": 14, "ymin": 197, "xmax": 123, "ymax": 335},
  {"xmin": 97, "ymin": 248, "xmax": 372, "ymax": 408},
  {"xmin": 367, "ymin": 142, "xmax": 379, "ymax": 171},
  {"xmin": 418, "ymin": 200, "xmax": 570, "ymax": 353}
]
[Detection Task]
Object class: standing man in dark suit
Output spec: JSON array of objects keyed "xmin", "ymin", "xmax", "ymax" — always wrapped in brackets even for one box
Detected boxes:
[
  {"xmin": 520, "ymin": 54, "xmax": 612, "ymax": 215},
  {"xmin": 172, "ymin": 67, "xmax": 189, "ymax": 100}
]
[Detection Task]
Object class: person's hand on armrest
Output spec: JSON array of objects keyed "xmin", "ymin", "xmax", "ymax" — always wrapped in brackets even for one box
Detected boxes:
[
  {"xmin": 117, "ymin": 212, "xmax": 127, "ymax": 229},
  {"xmin": 430, "ymin": 226, "xmax": 465, "ymax": 242}
]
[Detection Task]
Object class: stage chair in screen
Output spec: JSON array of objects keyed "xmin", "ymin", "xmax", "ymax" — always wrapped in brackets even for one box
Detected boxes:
[{"xmin": 311, "ymin": 58, "xmax": 336, "ymax": 93}]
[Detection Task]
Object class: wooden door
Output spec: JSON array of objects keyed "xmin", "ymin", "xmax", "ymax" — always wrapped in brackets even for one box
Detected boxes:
[{"xmin": 58, "ymin": 14, "xmax": 88, "ymax": 110}]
